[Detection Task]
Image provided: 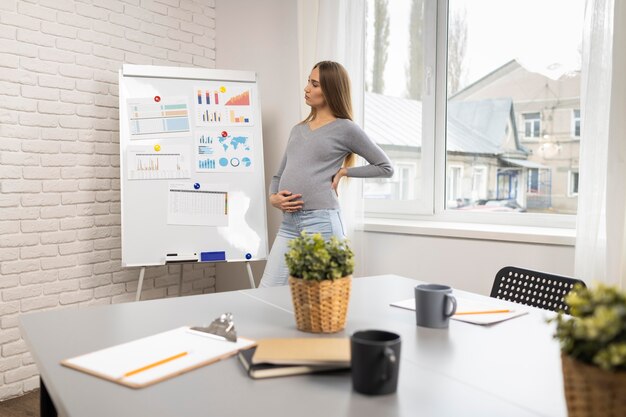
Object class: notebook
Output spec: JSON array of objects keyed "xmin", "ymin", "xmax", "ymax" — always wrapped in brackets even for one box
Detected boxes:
[
  {"xmin": 390, "ymin": 297, "xmax": 528, "ymax": 325},
  {"xmin": 62, "ymin": 326, "xmax": 256, "ymax": 388},
  {"xmin": 252, "ymin": 338, "xmax": 351, "ymax": 366},
  {"xmin": 238, "ymin": 347, "xmax": 349, "ymax": 379}
]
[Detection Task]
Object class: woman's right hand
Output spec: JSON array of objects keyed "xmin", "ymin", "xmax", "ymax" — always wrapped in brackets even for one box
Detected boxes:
[{"xmin": 270, "ymin": 190, "xmax": 303, "ymax": 212}]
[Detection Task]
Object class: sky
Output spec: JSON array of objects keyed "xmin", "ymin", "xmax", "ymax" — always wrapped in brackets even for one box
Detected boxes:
[{"xmin": 368, "ymin": 0, "xmax": 585, "ymax": 97}]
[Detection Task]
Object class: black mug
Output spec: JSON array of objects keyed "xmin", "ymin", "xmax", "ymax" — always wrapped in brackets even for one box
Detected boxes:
[{"xmin": 350, "ymin": 330, "xmax": 401, "ymax": 395}]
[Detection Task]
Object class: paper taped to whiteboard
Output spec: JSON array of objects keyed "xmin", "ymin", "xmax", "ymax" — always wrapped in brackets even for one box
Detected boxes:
[
  {"xmin": 127, "ymin": 97, "xmax": 191, "ymax": 139},
  {"xmin": 167, "ymin": 182, "xmax": 228, "ymax": 226},
  {"xmin": 127, "ymin": 145, "xmax": 191, "ymax": 180}
]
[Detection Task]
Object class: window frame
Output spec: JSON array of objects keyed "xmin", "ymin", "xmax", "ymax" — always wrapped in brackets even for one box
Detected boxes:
[{"xmin": 363, "ymin": 0, "xmax": 576, "ymax": 230}]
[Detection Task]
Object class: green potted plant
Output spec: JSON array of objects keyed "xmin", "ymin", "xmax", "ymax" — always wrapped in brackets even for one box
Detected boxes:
[
  {"xmin": 551, "ymin": 283, "xmax": 626, "ymax": 417},
  {"xmin": 285, "ymin": 232, "xmax": 354, "ymax": 333}
]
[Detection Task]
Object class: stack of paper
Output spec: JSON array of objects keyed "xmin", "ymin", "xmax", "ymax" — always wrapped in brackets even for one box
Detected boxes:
[{"xmin": 390, "ymin": 297, "xmax": 528, "ymax": 325}]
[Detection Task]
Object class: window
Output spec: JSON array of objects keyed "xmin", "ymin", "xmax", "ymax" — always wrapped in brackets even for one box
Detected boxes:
[
  {"xmin": 363, "ymin": 0, "xmax": 433, "ymax": 214},
  {"xmin": 446, "ymin": 165, "xmax": 463, "ymax": 203},
  {"xmin": 568, "ymin": 171, "xmax": 579, "ymax": 196},
  {"xmin": 471, "ymin": 166, "xmax": 487, "ymax": 200},
  {"xmin": 363, "ymin": 0, "xmax": 583, "ymax": 225},
  {"xmin": 523, "ymin": 113, "xmax": 542, "ymax": 139},
  {"xmin": 527, "ymin": 168, "xmax": 539, "ymax": 194},
  {"xmin": 573, "ymin": 109, "xmax": 581, "ymax": 137}
]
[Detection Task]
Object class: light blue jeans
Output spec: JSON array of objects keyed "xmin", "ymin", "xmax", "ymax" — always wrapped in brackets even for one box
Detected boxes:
[{"xmin": 259, "ymin": 209, "xmax": 346, "ymax": 287}]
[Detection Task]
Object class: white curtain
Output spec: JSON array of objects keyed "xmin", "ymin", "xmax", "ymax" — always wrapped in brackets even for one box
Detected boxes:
[
  {"xmin": 575, "ymin": 0, "xmax": 626, "ymax": 289},
  {"xmin": 296, "ymin": 0, "xmax": 367, "ymax": 246}
]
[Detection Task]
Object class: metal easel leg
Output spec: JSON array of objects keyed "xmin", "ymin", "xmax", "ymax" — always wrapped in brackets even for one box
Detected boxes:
[
  {"xmin": 245, "ymin": 261, "xmax": 255, "ymax": 289},
  {"xmin": 178, "ymin": 264, "xmax": 184, "ymax": 296},
  {"xmin": 135, "ymin": 266, "xmax": 146, "ymax": 302}
]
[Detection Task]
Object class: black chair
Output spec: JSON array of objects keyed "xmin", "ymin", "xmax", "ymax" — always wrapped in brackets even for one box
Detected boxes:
[{"xmin": 490, "ymin": 266, "xmax": 586, "ymax": 313}]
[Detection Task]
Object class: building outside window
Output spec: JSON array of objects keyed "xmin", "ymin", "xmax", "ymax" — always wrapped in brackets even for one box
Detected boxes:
[{"xmin": 363, "ymin": 0, "xmax": 583, "ymax": 219}]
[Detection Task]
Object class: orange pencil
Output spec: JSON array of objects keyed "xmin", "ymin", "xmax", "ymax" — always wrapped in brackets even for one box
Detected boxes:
[
  {"xmin": 122, "ymin": 351, "xmax": 188, "ymax": 378},
  {"xmin": 454, "ymin": 309, "xmax": 512, "ymax": 316}
]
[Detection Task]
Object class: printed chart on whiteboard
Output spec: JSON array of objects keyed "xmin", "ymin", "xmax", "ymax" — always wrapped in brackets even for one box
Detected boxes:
[
  {"xmin": 127, "ymin": 145, "xmax": 191, "ymax": 180},
  {"xmin": 127, "ymin": 97, "xmax": 190, "ymax": 138},
  {"xmin": 167, "ymin": 182, "xmax": 228, "ymax": 227},
  {"xmin": 195, "ymin": 84, "xmax": 254, "ymax": 127},
  {"xmin": 196, "ymin": 131, "xmax": 253, "ymax": 172}
]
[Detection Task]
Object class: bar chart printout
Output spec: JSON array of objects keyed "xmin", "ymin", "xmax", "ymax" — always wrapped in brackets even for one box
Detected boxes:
[
  {"xmin": 167, "ymin": 182, "xmax": 228, "ymax": 226},
  {"xmin": 127, "ymin": 146, "xmax": 191, "ymax": 180},
  {"xmin": 194, "ymin": 84, "xmax": 254, "ymax": 127},
  {"xmin": 127, "ymin": 97, "xmax": 190, "ymax": 138}
]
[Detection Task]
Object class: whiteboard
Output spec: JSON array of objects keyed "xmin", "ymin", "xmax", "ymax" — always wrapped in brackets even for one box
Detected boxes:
[{"xmin": 119, "ymin": 65, "xmax": 268, "ymax": 267}]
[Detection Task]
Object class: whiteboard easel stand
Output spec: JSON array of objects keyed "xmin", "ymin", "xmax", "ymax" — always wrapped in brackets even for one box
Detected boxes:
[
  {"xmin": 135, "ymin": 267, "xmax": 146, "ymax": 302},
  {"xmin": 246, "ymin": 262, "xmax": 255, "ymax": 289},
  {"xmin": 135, "ymin": 262, "xmax": 255, "ymax": 301},
  {"xmin": 135, "ymin": 265, "xmax": 184, "ymax": 301}
]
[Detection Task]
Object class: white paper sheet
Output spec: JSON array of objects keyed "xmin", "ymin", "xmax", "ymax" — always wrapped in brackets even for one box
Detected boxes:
[
  {"xmin": 127, "ymin": 97, "xmax": 190, "ymax": 139},
  {"xmin": 62, "ymin": 327, "xmax": 255, "ymax": 388},
  {"xmin": 127, "ymin": 145, "xmax": 191, "ymax": 180},
  {"xmin": 390, "ymin": 297, "xmax": 528, "ymax": 325},
  {"xmin": 167, "ymin": 182, "xmax": 228, "ymax": 226},
  {"xmin": 195, "ymin": 130, "xmax": 254, "ymax": 173}
]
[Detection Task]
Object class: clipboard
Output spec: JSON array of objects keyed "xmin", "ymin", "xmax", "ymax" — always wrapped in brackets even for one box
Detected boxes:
[{"xmin": 61, "ymin": 326, "xmax": 256, "ymax": 388}]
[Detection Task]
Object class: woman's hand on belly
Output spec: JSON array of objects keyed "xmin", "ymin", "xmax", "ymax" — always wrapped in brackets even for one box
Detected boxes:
[{"xmin": 270, "ymin": 190, "xmax": 304, "ymax": 212}]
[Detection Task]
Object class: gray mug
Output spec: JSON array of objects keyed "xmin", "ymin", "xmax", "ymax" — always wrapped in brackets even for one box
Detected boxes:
[{"xmin": 415, "ymin": 284, "xmax": 457, "ymax": 328}]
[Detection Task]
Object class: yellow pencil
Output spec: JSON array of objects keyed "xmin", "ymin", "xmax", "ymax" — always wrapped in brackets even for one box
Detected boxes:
[
  {"xmin": 454, "ymin": 309, "xmax": 512, "ymax": 316},
  {"xmin": 122, "ymin": 351, "xmax": 188, "ymax": 378}
]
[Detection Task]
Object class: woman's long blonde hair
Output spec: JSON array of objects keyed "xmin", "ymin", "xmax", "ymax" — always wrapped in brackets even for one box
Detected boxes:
[{"xmin": 303, "ymin": 61, "xmax": 355, "ymax": 168}]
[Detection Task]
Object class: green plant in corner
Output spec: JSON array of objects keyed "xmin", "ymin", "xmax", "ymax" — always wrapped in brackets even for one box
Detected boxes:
[
  {"xmin": 551, "ymin": 283, "xmax": 626, "ymax": 371},
  {"xmin": 285, "ymin": 232, "xmax": 354, "ymax": 281}
]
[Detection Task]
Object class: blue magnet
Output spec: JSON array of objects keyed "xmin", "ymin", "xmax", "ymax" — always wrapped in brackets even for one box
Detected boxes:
[
  {"xmin": 245, "ymin": 253, "xmax": 252, "ymax": 260},
  {"xmin": 194, "ymin": 183, "xmax": 200, "ymax": 189}
]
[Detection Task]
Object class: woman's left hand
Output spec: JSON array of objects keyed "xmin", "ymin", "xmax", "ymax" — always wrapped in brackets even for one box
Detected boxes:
[{"xmin": 331, "ymin": 168, "xmax": 348, "ymax": 194}]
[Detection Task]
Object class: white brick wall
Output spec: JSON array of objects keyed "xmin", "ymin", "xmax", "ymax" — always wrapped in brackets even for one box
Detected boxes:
[{"xmin": 0, "ymin": 0, "xmax": 217, "ymax": 402}]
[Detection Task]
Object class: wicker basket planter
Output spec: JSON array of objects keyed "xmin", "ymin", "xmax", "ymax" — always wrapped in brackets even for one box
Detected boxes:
[
  {"xmin": 289, "ymin": 275, "xmax": 352, "ymax": 333},
  {"xmin": 561, "ymin": 354, "xmax": 626, "ymax": 417}
]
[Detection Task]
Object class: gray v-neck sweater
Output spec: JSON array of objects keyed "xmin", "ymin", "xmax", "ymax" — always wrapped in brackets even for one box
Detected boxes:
[{"xmin": 269, "ymin": 118, "xmax": 394, "ymax": 210}]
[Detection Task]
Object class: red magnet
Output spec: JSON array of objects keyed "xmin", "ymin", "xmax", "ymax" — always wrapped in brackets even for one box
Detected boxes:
[
  {"xmin": 221, "ymin": 131, "xmax": 228, "ymax": 137},
  {"xmin": 154, "ymin": 96, "xmax": 161, "ymax": 102}
]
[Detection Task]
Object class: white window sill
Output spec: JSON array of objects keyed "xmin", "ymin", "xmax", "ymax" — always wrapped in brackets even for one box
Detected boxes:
[{"xmin": 362, "ymin": 218, "xmax": 576, "ymax": 246}]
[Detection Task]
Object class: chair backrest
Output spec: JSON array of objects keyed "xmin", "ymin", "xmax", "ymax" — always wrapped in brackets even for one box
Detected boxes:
[{"xmin": 490, "ymin": 266, "xmax": 586, "ymax": 313}]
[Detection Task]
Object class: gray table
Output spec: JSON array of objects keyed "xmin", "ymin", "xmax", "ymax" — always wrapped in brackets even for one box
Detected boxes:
[{"xmin": 20, "ymin": 275, "xmax": 566, "ymax": 417}]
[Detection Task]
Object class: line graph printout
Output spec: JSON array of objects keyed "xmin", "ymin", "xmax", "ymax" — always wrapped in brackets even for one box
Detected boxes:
[
  {"xmin": 127, "ymin": 146, "xmax": 191, "ymax": 180},
  {"xmin": 127, "ymin": 97, "xmax": 190, "ymax": 139},
  {"xmin": 196, "ymin": 131, "xmax": 253, "ymax": 173},
  {"xmin": 167, "ymin": 182, "xmax": 228, "ymax": 226}
]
